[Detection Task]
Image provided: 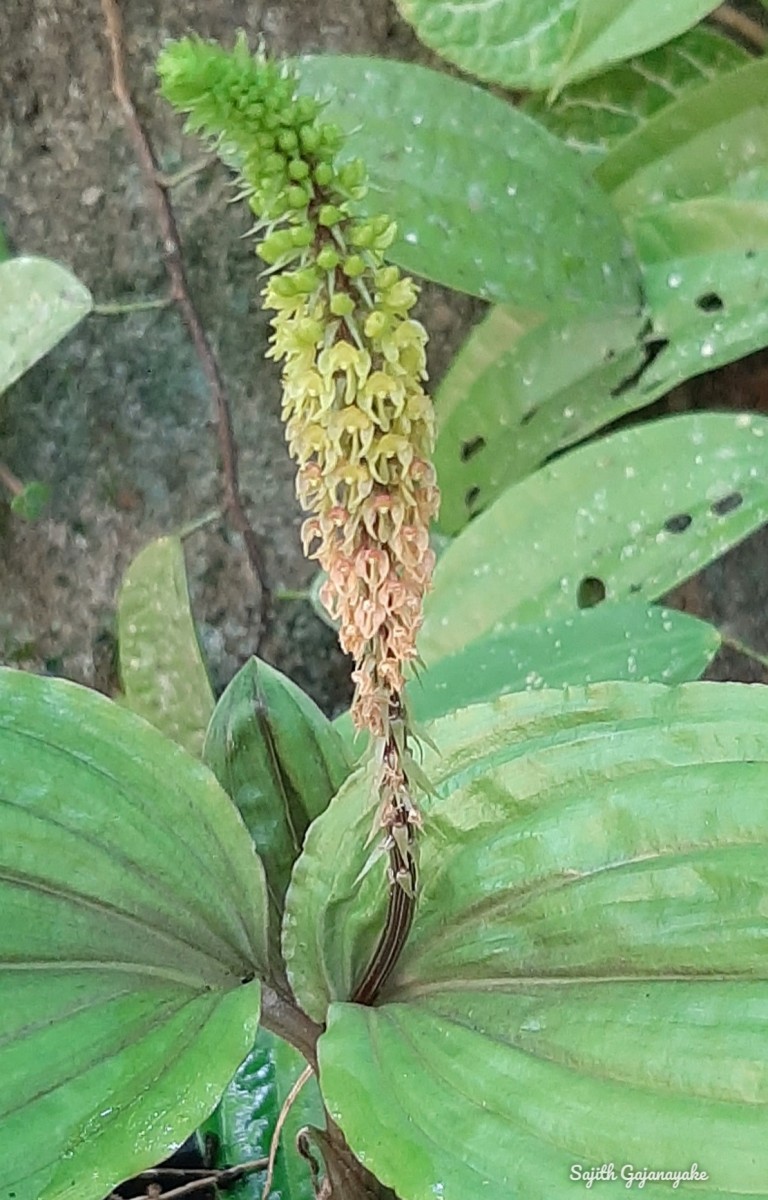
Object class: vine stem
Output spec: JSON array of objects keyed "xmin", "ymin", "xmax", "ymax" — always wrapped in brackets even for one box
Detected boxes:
[
  {"xmin": 710, "ymin": 4, "xmax": 767, "ymax": 50},
  {"xmin": 0, "ymin": 461, "xmax": 24, "ymax": 498},
  {"xmin": 116, "ymin": 1156, "xmax": 269, "ymax": 1199},
  {"xmin": 99, "ymin": 0, "xmax": 271, "ymax": 640},
  {"xmin": 261, "ymin": 1064, "xmax": 314, "ymax": 1200},
  {"xmin": 721, "ymin": 633, "xmax": 768, "ymax": 674}
]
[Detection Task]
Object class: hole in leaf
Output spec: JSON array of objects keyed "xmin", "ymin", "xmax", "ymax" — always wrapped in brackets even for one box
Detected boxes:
[
  {"xmin": 577, "ymin": 576, "xmax": 606, "ymax": 609},
  {"xmin": 696, "ymin": 292, "xmax": 724, "ymax": 313},
  {"xmin": 460, "ymin": 436, "xmax": 486, "ymax": 462},
  {"xmin": 663, "ymin": 513, "xmax": 692, "ymax": 533},
  {"xmin": 711, "ymin": 491, "xmax": 743, "ymax": 517},
  {"xmin": 465, "ymin": 485, "xmax": 481, "ymax": 511}
]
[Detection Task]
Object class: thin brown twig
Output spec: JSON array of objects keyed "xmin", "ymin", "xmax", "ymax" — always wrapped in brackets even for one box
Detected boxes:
[
  {"xmin": 721, "ymin": 633, "xmax": 768, "ymax": 674},
  {"xmin": 99, "ymin": 0, "xmax": 271, "ymax": 640},
  {"xmin": 114, "ymin": 1156, "xmax": 270, "ymax": 1200},
  {"xmin": 136, "ymin": 1166, "xmax": 227, "ymax": 1180},
  {"xmin": 262, "ymin": 1064, "xmax": 314, "ymax": 1200},
  {"xmin": 710, "ymin": 4, "xmax": 767, "ymax": 50},
  {"xmin": 0, "ymin": 461, "xmax": 24, "ymax": 498}
]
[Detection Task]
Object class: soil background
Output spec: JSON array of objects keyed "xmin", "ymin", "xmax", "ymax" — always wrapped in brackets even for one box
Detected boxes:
[{"xmin": 1, "ymin": 0, "xmax": 768, "ymax": 714}]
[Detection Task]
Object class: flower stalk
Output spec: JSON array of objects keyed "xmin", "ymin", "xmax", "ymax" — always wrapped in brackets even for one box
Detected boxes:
[{"xmin": 158, "ymin": 38, "xmax": 439, "ymax": 933}]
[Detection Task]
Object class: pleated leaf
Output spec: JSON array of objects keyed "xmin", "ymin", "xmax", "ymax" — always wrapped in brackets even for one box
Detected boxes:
[
  {"xmin": 284, "ymin": 682, "xmax": 768, "ymax": 1198},
  {"xmin": 0, "ymin": 667, "xmax": 268, "ymax": 1200},
  {"xmin": 204, "ymin": 657, "xmax": 351, "ymax": 958}
]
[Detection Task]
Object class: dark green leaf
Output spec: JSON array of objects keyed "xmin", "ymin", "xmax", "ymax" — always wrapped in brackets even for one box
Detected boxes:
[
  {"xmin": 199, "ymin": 1029, "xmax": 323, "ymax": 1200},
  {"xmin": 596, "ymin": 56, "xmax": 768, "ymax": 212},
  {"xmin": 394, "ymin": 0, "xmax": 721, "ymax": 91},
  {"xmin": 204, "ymin": 657, "xmax": 351, "ymax": 961},
  {"xmin": 9, "ymin": 480, "xmax": 50, "ymax": 521},
  {"xmin": 522, "ymin": 26, "xmax": 749, "ymax": 161},
  {"xmin": 412, "ymin": 602, "xmax": 719, "ymax": 719},
  {"xmin": 421, "ymin": 412, "xmax": 768, "ymax": 662},
  {"xmin": 333, "ymin": 602, "xmax": 720, "ymax": 752},
  {"xmin": 117, "ymin": 536, "xmax": 215, "ymax": 757},
  {"xmin": 286, "ymin": 682, "xmax": 768, "ymax": 1197},
  {"xmin": 0, "ymin": 256, "xmax": 92, "ymax": 395},
  {"xmin": 0, "ymin": 667, "xmax": 267, "ymax": 1200},
  {"xmin": 296, "ymin": 56, "xmax": 642, "ymax": 314}
]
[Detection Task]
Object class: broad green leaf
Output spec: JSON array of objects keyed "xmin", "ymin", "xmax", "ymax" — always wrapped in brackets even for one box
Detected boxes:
[
  {"xmin": 333, "ymin": 602, "xmax": 720, "ymax": 752},
  {"xmin": 630, "ymin": 198, "xmax": 768, "ymax": 262},
  {"xmin": 296, "ymin": 56, "xmax": 642, "ymax": 314},
  {"xmin": 522, "ymin": 26, "xmax": 748, "ymax": 161},
  {"xmin": 413, "ymin": 602, "xmax": 719, "ymax": 719},
  {"xmin": 435, "ymin": 231, "xmax": 768, "ymax": 534},
  {"xmin": 0, "ymin": 667, "xmax": 268, "ymax": 1200},
  {"xmin": 0, "ymin": 256, "xmax": 92, "ymax": 395},
  {"xmin": 626, "ymin": 245, "xmax": 768, "ymax": 413},
  {"xmin": 394, "ymin": 0, "xmax": 720, "ymax": 92},
  {"xmin": 420, "ymin": 412, "xmax": 768, "ymax": 663},
  {"xmin": 596, "ymin": 56, "xmax": 768, "ymax": 213},
  {"xmin": 9, "ymin": 480, "xmax": 50, "ymax": 521},
  {"xmin": 200, "ymin": 1029, "xmax": 323, "ymax": 1200},
  {"xmin": 556, "ymin": 0, "xmax": 725, "ymax": 90},
  {"xmin": 286, "ymin": 682, "xmax": 768, "ymax": 1197},
  {"xmin": 204, "ymin": 657, "xmax": 351, "ymax": 958},
  {"xmin": 434, "ymin": 310, "xmax": 646, "ymax": 532},
  {"xmin": 117, "ymin": 536, "xmax": 214, "ymax": 757}
]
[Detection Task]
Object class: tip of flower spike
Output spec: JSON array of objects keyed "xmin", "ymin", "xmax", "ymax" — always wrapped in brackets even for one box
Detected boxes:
[{"xmin": 157, "ymin": 34, "xmax": 305, "ymax": 147}]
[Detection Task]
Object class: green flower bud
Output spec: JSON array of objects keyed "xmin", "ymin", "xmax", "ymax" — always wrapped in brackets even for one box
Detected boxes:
[
  {"xmin": 364, "ymin": 310, "xmax": 389, "ymax": 339},
  {"xmin": 290, "ymin": 224, "xmax": 314, "ymax": 248},
  {"xmin": 372, "ymin": 221, "xmax": 397, "ymax": 250},
  {"xmin": 287, "ymin": 185, "xmax": 310, "ymax": 209},
  {"xmin": 299, "ymin": 124, "xmax": 321, "ymax": 154},
  {"xmin": 288, "ymin": 158, "xmax": 310, "ymax": 181},
  {"xmin": 269, "ymin": 274, "xmax": 298, "ymax": 298},
  {"xmin": 278, "ymin": 128, "xmax": 299, "ymax": 153},
  {"xmin": 343, "ymin": 254, "xmax": 366, "ymax": 278},
  {"xmin": 260, "ymin": 229, "xmax": 293, "ymax": 263},
  {"xmin": 338, "ymin": 159, "xmax": 367, "ymax": 191},
  {"xmin": 375, "ymin": 266, "xmax": 400, "ymax": 290},
  {"xmin": 313, "ymin": 162, "xmax": 334, "ymax": 187},
  {"xmin": 318, "ymin": 204, "xmax": 344, "ymax": 227},
  {"xmin": 290, "ymin": 266, "xmax": 321, "ymax": 293},
  {"xmin": 330, "ymin": 292, "xmax": 356, "ymax": 317},
  {"xmin": 350, "ymin": 222, "xmax": 374, "ymax": 249},
  {"xmin": 320, "ymin": 123, "xmax": 343, "ymax": 151},
  {"xmin": 296, "ymin": 95, "xmax": 319, "ymax": 122},
  {"xmin": 263, "ymin": 151, "xmax": 286, "ymax": 177},
  {"xmin": 317, "ymin": 246, "xmax": 341, "ymax": 271},
  {"xmin": 295, "ymin": 316, "xmax": 324, "ymax": 345}
]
